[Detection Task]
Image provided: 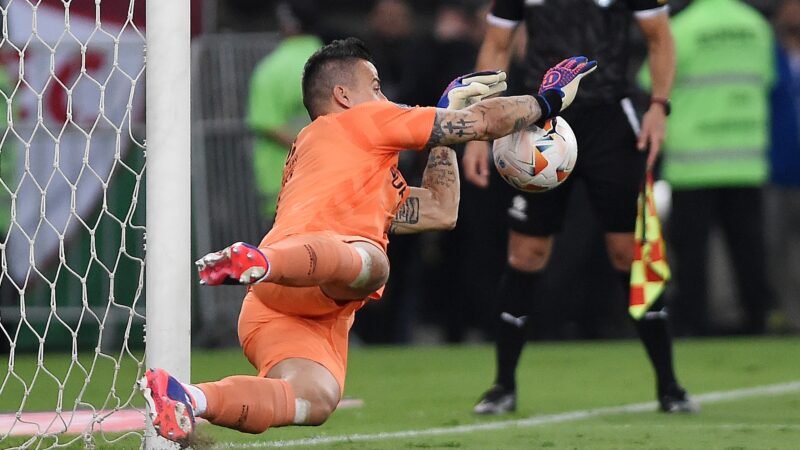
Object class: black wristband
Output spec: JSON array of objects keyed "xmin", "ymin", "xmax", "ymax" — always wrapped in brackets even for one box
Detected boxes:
[
  {"xmin": 534, "ymin": 90, "xmax": 563, "ymax": 120},
  {"xmin": 651, "ymin": 97, "xmax": 671, "ymax": 116}
]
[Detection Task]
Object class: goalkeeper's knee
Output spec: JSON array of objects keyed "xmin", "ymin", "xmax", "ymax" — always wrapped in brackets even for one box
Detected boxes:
[{"xmin": 322, "ymin": 241, "xmax": 389, "ymax": 300}]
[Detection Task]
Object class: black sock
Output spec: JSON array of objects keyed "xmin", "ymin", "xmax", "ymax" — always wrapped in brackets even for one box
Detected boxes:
[
  {"xmin": 493, "ymin": 267, "xmax": 542, "ymax": 391},
  {"xmin": 616, "ymin": 271, "xmax": 677, "ymax": 393}
]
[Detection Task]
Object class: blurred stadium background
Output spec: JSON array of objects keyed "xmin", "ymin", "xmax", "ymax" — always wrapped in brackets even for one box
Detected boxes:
[
  {"xmin": 2, "ymin": 0, "xmax": 790, "ymax": 355},
  {"xmin": 192, "ymin": 0, "xmax": 794, "ymax": 347}
]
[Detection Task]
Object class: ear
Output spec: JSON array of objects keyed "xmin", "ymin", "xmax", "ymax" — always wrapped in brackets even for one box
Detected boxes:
[{"xmin": 332, "ymin": 85, "xmax": 351, "ymax": 109}]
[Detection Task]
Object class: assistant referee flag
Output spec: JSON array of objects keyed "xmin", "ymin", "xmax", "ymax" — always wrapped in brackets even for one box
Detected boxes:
[{"xmin": 629, "ymin": 171, "xmax": 671, "ymax": 319}]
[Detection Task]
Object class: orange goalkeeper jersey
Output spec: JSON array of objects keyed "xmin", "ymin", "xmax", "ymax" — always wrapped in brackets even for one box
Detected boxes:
[{"xmin": 262, "ymin": 101, "xmax": 436, "ymax": 250}]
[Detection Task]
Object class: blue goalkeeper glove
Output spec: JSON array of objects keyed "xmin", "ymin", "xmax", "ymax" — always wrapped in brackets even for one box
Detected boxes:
[
  {"xmin": 437, "ymin": 70, "xmax": 508, "ymax": 110},
  {"xmin": 535, "ymin": 56, "xmax": 598, "ymax": 119}
]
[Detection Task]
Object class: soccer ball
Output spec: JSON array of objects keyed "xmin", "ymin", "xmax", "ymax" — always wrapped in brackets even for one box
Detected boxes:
[{"xmin": 492, "ymin": 117, "xmax": 577, "ymax": 192}]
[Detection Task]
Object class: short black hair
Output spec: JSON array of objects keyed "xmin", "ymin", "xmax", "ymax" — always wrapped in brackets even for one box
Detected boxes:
[{"xmin": 301, "ymin": 37, "xmax": 374, "ymax": 119}]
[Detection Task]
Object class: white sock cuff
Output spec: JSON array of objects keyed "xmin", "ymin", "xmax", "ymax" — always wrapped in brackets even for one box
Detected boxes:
[
  {"xmin": 293, "ymin": 398, "xmax": 310, "ymax": 424},
  {"xmin": 348, "ymin": 246, "xmax": 373, "ymax": 289},
  {"xmin": 182, "ymin": 383, "xmax": 207, "ymax": 417}
]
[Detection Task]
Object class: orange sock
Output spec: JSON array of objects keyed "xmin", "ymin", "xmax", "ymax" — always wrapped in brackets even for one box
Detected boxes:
[
  {"xmin": 261, "ymin": 234, "xmax": 364, "ymax": 287},
  {"xmin": 196, "ymin": 376, "xmax": 295, "ymax": 434}
]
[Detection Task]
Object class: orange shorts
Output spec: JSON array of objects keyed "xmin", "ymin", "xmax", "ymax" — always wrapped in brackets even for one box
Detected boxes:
[
  {"xmin": 238, "ymin": 233, "xmax": 384, "ymax": 394},
  {"xmin": 237, "ymin": 288, "xmax": 362, "ymax": 395}
]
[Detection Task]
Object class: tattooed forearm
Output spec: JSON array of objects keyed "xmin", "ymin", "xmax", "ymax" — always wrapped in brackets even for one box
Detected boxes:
[
  {"xmin": 389, "ymin": 147, "xmax": 460, "ymax": 234},
  {"xmin": 426, "ymin": 95, "xmax": 542, "ymax": 148},
  {"xmin": 391, "ymin": 197, "xmax": 420, "ymax": 232},
  {"xmin": 421, "ymin": 146, "xmax": 459, "ymax": 228},
  {"xmin": 426, "ymin": 110, "xmax": 482, "ymax": 148},
  {"xmin": 427, "ymin": 121, "xmax": 445, "ymax": 148},
  {"xmin": 422, "ymin": 147, "xmax": 458, "ymax": 189}
]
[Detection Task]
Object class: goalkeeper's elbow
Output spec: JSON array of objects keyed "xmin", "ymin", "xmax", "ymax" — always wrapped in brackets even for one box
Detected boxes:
[
  {"xmin": 443, "ymin": 216, "xmax": 458, "ymax": 231},
  {"xmin": 435, "ymin": 201, "xmax": 459, "ymax": 231}
]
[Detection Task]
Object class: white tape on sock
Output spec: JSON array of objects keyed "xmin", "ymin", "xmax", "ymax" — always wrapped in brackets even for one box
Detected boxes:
[
  {"xmin": 349, "ymin": 246, "xmax": 372, "ymax": 289},
  {"xmin": 294, "ymin": 398, "xmax": 311, "ymax": 424},
  {"xmin": 183, "ymin": 383, "xmax": 207, "ymax": 416}
]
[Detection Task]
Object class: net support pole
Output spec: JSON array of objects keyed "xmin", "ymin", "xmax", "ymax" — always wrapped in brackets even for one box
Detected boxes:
[{"xmin": 145, "ymin": 0, "xmax": 192, "ymax": 382}]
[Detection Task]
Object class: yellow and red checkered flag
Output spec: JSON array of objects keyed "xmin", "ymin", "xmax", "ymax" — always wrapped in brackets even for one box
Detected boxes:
[{"xmin": 629, "ymin": 171, "xmax": 671, "ymax": 320}]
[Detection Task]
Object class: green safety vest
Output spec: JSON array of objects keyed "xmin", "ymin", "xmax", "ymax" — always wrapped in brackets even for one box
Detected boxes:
[
  {"xmin": 248, "ymin": 35, "xmax": 323, "ymax": 218},
  {"xmin": 640, "ymin": 0, "xmax": 775, "ymax": 189}
]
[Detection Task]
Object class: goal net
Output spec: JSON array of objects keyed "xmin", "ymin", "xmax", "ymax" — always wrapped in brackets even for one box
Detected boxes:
[{"xmin": 0, "ymin": 1, "xmax": 189, "ymax": 448}]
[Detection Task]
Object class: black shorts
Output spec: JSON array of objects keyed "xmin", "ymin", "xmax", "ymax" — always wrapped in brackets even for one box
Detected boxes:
[{"xmin": 501, "ymin": 100, "xmax": 647, "ymax": 236}]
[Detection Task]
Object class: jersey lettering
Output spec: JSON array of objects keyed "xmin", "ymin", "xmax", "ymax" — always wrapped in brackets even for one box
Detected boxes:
[
  {"xmin": 275, "ymin": 143, "xmax": 298, "ymax": 214},
  {"xmin": 390, "ymin": 165, "xmax": 407, "ymax": 199}
]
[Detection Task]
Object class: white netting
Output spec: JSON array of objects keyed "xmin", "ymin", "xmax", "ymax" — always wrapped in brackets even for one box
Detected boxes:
[{"xmin": 0, "ymin": 1, "xmax": 147, "ymax": 448}]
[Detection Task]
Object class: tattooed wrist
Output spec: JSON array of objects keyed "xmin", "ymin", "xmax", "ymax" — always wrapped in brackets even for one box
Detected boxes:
[
  {"xmin": 425, "ymin": 95, "xmax": 543, "ymax": 147},
  {"xmin": 393, "ymin": 197, "xmax": 420, "ymax": 225}
]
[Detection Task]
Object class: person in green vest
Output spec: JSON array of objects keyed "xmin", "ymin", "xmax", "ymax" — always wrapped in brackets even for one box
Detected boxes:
[
  {"xmin": 248, "ymin": 0, "xmax": 323, "ymax": 220},
  {"xmin": 640, "ymin": 0, "xmax": 775, "ymax": 335}
]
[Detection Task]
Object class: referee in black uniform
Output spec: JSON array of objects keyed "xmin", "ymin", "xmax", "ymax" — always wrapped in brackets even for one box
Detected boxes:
[{"xmin": 462, "ymin": 0, "xmax": 698, "ymax": 414}]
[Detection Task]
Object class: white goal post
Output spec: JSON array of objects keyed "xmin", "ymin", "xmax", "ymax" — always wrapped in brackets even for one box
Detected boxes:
[
  {"xmin": 0, "ymin": 0, "xmax": 191, "ymax": 448},
  {"xmin": 144, "ymin": 0, "xmax": 191, "ymax": 381},
  {"xmin": 145, "ymin": 0, "xmax": 191, "ymax": 445}
]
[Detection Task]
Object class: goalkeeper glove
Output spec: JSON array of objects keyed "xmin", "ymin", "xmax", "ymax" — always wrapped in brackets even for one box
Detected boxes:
[
  {"xmin": 437, "ymin": 70, "xmax": 508, "ymax": 110},
  {"xmin": 535, "ymin": 56, "xmax": 597, "ymax": 119}
]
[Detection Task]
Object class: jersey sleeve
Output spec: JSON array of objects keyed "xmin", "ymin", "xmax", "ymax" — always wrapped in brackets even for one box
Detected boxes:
[
  {"xmin": 487, "ymin": 0, "xmax": 524, "ymax": 28},
  {"xmin": 336, "ymin": 101, "xmax": 436, "ymax": 153}
]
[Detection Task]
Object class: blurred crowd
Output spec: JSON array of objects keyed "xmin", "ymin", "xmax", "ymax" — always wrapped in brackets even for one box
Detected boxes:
[{"xmin": 239, "ymin": 0, "xmax": 799, "ymax": 344}]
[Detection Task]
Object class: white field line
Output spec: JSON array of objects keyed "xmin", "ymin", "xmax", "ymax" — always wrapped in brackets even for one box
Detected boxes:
[
  {"xmin": 214, "ymin": 381, "xmax": 800, "ymax": 449},
  {"xmin": 591, "ymin": 423, "xmax": 800, "ymax": 430}
]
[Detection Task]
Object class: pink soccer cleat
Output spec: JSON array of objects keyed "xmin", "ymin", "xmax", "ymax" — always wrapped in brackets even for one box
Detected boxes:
[
  {"xmin": 194, "ymin": 242, "xmax": 270, "ymax": 285},
  {"xmin": 139, "ymin": 368, "xmax": 196, "ymax": 442}
]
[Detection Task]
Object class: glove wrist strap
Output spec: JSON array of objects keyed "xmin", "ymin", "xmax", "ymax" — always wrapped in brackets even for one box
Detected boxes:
[{"xmin": 534, "ymin": 90, "xmax": 563, "ymax": 120}]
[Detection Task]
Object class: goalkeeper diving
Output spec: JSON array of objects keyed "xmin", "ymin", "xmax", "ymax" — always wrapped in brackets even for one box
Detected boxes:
[{"xmin": 140, "ymin": 37, "xmax": 596, "ymax": 442}]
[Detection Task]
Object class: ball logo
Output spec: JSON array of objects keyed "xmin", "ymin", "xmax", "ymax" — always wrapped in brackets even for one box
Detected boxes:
[{"xmin": 542, "ymin": 71, "xmax": 561, "ymax": 89}]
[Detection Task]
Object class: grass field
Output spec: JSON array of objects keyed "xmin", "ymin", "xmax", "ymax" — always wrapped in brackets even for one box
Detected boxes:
[{"xmin": 2, "ymin": 336, "xmax": 800, "ymax": 449}]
